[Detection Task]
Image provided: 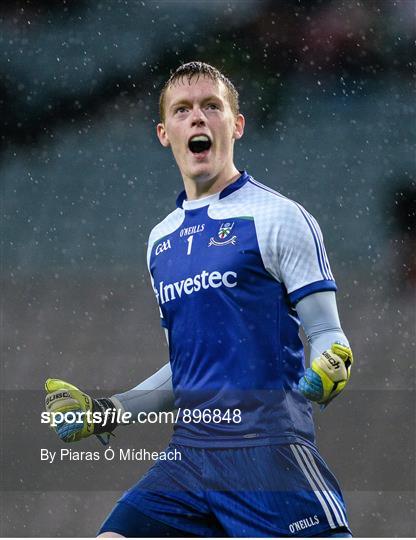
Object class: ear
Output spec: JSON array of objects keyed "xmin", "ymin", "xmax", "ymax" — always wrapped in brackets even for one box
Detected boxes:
[
  {"xmin": 233, "ymin": 114, "xmax": 245, "ymax": 140},
  {"xmin": 157, "ymin": 123, "xmax": 170, "ymax": 147}
]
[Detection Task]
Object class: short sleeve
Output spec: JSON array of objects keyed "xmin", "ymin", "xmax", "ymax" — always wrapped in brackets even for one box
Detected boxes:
[{"xmin": 276, "ymin": 202, "xmax": 337, "ymax": 305}]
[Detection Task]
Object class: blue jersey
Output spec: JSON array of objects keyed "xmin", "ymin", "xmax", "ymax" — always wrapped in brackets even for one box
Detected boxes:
[{"xmin": 147, "ymin": 171, "xmax": 336, "ymax": 447}]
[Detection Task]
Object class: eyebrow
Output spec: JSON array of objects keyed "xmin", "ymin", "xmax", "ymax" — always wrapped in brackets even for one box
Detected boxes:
[{"xmin": 169, "ymin": 95, "xmax": 223, "ymax": 111}]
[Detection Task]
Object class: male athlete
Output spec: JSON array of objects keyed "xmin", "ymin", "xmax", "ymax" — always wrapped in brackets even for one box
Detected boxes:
[{"xmin": 45, "ymin": 62, "xmax": 354, "ymax": 537}]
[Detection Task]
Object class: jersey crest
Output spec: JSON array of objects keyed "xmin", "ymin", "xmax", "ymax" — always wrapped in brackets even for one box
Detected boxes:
[{"xmin": 209, "ymin": 222, "xmax": 237, "ymax": 247}]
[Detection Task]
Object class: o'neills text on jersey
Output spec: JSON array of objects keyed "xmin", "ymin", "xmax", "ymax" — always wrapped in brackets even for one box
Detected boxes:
[
  {"xmin": 180, "ymin": 224, "xmax": 205, "ymax": 237},
  {"xmin": 155, "ymin": 270, "xmax": 237, "ymax": 305}
]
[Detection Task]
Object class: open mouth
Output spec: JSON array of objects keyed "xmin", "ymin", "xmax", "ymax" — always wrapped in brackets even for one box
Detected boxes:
[{"xmin": 188, "ymin": 135, "xmax": 212, "ymax": 154}]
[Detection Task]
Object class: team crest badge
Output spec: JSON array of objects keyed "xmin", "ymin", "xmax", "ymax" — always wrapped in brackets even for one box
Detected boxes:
[
  {"xmin": 218, "ymin": 223, "xmax": 233, "ymax": 239},
  {"xmin": 209, "ymin": 222, "xmax": 237, "ymax": 247}
]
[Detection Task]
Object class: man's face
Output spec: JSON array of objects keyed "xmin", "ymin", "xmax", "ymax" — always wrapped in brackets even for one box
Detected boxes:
[{"xmin": 157, "ymin": 76, "xmax": 244, "ymax": 184}]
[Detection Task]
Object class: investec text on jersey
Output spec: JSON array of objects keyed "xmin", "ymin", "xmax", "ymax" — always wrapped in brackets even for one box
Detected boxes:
[{"xmin": 155, "ymin": 270, "xmax": 237, "ymax": 305}]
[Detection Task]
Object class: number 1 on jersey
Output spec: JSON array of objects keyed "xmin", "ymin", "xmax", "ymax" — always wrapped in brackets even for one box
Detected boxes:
[{"xmin": 187, "ymin": 235, "xmax": 194, "ymax": 255}]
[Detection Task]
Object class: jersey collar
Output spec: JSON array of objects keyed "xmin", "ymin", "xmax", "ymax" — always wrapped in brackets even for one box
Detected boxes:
[{"xmin": 176, "ymin": 170, "xmax": 250, "ymax": 209}]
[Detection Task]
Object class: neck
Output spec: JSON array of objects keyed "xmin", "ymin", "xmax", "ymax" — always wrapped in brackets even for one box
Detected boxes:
[{"xmin": 183, "ymin": 165, "xmax": 241, "ymax": 200}]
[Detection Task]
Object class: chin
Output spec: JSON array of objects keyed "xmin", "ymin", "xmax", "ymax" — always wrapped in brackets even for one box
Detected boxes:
[{"xmin": 187, "ymin": 165, "xmax": 215, "ymax": 182}]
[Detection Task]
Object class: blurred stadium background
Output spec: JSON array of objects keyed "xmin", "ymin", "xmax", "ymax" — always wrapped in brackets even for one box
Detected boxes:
[{"xmin": 1, "ymin": 0, "xmax": 414, "ymax": 537}]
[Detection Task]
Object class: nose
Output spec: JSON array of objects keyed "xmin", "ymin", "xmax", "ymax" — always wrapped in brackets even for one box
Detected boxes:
[{"xmin": 190, "ymin": 106, "xmax": 206, "ymax": 127}]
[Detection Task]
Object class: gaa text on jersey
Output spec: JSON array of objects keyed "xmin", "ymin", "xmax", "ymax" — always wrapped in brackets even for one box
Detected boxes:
[
  {"xmin": 155, "ymin": 239, "xmax": 172, "ymax": 256},
  {"xmin": 155, "ymin": 269, "xmax": 237, "ymax": 305}
]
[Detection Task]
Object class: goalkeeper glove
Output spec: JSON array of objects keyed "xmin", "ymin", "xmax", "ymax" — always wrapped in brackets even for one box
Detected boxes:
[
  {"xmin": 44, "ymin": 378, "xmax": 117, "ymax": 444},
  {"xmin": 298, "ymin": 343, "xmax": 353, "ymax": 406}
]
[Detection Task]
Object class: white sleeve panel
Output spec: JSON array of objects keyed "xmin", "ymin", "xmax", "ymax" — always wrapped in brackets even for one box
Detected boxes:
[
  {"xmin": 277, "ymin": 202, "xmax": 334, "ymax": 285},
  {"xmin": 147, "ymin": 208, "xmax": 185, "ymax": 327},
  {"xmin": 146, "ymin": 208, "xmax": 185, "ymax": 271},
  {"xmin": 247, "ymin": 188, "xmax": 336, "ymax": 305},
  {"xmin": 254, "ymin": 197, "xmax": 334, "ymax": 289}
]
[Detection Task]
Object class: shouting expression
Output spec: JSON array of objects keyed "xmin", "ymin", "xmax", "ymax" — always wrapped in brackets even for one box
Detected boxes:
[{"xmin": 157, "ymin": 76, "xmax": 245, "ymax": 195}]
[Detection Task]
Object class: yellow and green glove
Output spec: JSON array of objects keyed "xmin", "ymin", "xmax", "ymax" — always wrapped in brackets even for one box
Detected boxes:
[
  {"xmin": 44, "ymin": 378, "xmax": 117, "ymax": 444},
  {"xmin": 298, "ymin": 343, "xmax": 353, "ymax": 407}
]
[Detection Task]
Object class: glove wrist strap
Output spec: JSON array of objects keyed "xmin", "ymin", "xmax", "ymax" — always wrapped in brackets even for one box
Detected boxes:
[{"xmin": 92, "ymin": 398, "xmax": 119, "ymax": 434}]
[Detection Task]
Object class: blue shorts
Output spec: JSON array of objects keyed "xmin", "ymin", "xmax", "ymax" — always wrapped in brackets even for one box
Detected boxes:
[{"xmin": 99, "ymin": 443, "xmax": 351, "ymax": 537}]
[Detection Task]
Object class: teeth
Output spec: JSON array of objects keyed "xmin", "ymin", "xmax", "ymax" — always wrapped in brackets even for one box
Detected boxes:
[{"xmin": 190, "ymin": 135, "xmax": 209, "ymax": 142}]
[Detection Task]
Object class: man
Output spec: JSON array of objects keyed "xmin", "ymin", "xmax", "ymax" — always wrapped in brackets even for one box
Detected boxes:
[{"xmin": 45, "ymin": 62, "xmax": 354, "ymax": 537}]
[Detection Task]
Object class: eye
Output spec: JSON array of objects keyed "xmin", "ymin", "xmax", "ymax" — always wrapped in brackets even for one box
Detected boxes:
[
  {"xmin": 206, "ymin": 103, "xmax": 219, "ymax": 110},
  {"xmin": 175, "ymin": 106, "xmax": 188, "ymax": 114}
]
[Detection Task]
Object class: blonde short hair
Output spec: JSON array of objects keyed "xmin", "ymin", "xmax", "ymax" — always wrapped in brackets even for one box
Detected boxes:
[{"xmin": 159, "ymin": 61, "xmax": 239, "ymax": 122}]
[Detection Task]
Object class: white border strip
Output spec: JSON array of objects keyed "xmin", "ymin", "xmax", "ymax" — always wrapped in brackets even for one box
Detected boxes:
[
  {"xmin": 301, "ymin": 445, "xmax": 348, "ymax": 526},
  {"xmin": 290, "ymin": 444, "xmax": 336, "ymax": 529},
  {"xmin": 296, "ymin": 445, "xmax": 345, "ymax": 528},
  {"xmin": 297, "ymin": 205, "xmax": 333, "ymax": 281}
]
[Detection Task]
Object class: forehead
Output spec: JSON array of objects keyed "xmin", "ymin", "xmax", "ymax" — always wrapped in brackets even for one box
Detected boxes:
[{"xmin": 164, "ymin": 75, "xmax": 228, "ymax": 107}]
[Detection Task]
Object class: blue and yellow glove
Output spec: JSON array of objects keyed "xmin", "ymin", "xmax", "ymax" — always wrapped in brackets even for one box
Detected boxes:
[
  {"xmin": 44, "ymin": 378, "xmax": 117, "ymax": 444},
  {"xmin": 299, "ymin": 343, "xmax": 353, "ymax": 407}
]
